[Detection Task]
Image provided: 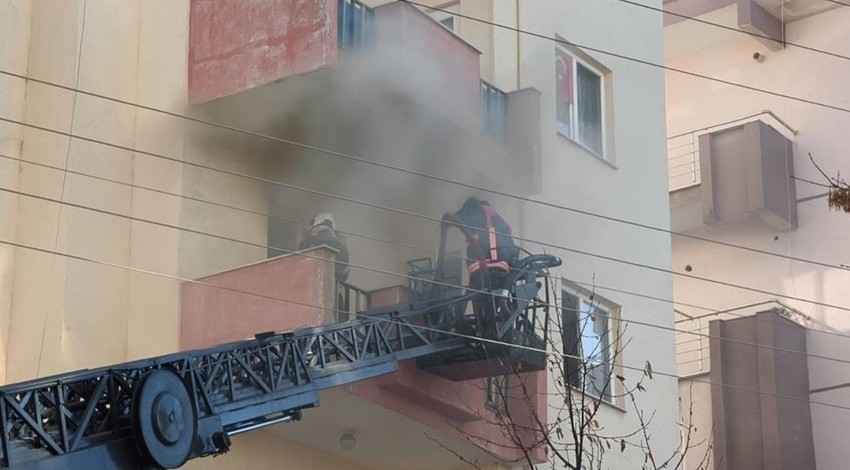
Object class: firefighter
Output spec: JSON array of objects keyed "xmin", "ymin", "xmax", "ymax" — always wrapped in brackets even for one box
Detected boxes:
[
  {"xmin": 454, "ymin": 196, "xmax": 518, "ymax": 287},
  {"xmin": 452, "ymin": 197, "xmax": 518, "ymax": 337},
  {"xmin": 298, "ymin": 213, "xmax": 350, "ymax": 283}
]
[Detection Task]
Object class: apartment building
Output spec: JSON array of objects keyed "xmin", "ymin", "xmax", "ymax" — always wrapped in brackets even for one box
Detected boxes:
[
  {"xmin": 664, "ymin": 1, "xmax": 850, "ymax": 468},
  {"xmin": 0, "ymin": 0, "xmax": 676, "ymax": 468}
]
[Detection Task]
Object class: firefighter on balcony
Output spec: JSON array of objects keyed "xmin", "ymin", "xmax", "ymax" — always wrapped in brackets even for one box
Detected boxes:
[
  {"xmin": 299, "ymin": 212, "xmax": 350, "ymax": 283},
  {"xmin": 451, "ymin": 197, "xmax": 519, "ymax": 336}
]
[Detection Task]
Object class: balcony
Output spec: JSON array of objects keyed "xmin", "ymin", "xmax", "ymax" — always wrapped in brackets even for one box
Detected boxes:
[
  {"xmin": 188, "ymin": 0, "xmax": 541, "ymax": 195},
  {"xmin": 675, "ymin": 300, "xmax": 815, "ymax": 377},
  {"xmin": 180, "ymin": 246, "xmax": 546, "ymax": 467},
  {"xmin": 668, "ymin": 111, "xmax": 798, "ymax": 232},
  {"xmin": 676, "ymin": 308, "xmax": 818, "ymax": 469}
]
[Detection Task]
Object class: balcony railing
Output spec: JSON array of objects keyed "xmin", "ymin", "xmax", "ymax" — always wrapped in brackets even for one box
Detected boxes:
[
  {"xmin": 667, "ymin": 110, "xmax": 798, "ymax": 192},
  {"xmin": 481, "ymin": 80, "xmax": 507, "ymax": 141},
  {"xmin": 337, "ymin": 281, "xmax": 369, "ymax": 322},
  {"xmin": 338, "ymin": 0, "xmax": 375, "ymax": 51},
  {"xmin": 675, "ymin": 300, "xmax": 816, "ymax": 377}
]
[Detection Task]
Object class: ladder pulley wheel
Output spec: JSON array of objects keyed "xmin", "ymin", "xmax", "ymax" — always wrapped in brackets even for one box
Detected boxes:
[{"xmin": 132, "ymin": 369, "xmax": 197, "ymax": 469}]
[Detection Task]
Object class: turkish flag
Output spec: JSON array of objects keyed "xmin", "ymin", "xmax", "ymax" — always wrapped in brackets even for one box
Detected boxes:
[{"xmin": 556, "ymin": 49, "xmax": 574, "ymax": 105}]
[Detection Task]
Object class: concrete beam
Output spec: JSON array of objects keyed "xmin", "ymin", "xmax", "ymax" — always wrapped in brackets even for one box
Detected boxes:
[
  {"xmin": 738, "ymin": 0, "xmax": 784, "ymax": 50},
  {"xmin": 663, "ymin": 0, "xmax": 736, "ymax": 26}
]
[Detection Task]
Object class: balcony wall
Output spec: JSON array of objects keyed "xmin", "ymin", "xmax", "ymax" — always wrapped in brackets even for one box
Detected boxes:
[
  {"xmin": 708, "ymin": 311, "xmax": 816, "ymax": 470},
  {"xmin": 188, "ymin": 0, "xmax": 339, "ymax": 104},
  {"xmin": 180, "ymin": 246, "xmax": 337, "ymax": 350},
  {"xmin": 343, "ymin": 285, "xmax": 547, "ymax": 463},
  {"xmin": 180, "ymin": 259, "xmax": 546, "ymax": 463},
  {"xmin": 187, "ymin": 1, "xmax": 541, "ymax": 197},
  {"xmin": 371, "ymin": 1, "xmax": 482, "ymax": 132}
]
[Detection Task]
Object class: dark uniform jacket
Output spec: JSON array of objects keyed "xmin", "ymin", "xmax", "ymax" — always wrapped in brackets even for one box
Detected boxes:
[{"xmin": 298, "ymin": 226, "xmax": 350, "ymax": 282}]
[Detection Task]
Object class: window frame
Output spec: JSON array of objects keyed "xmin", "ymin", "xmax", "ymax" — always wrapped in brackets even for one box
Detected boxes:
[
  {"xmin": 555, "ymin": 46, "xmax": 609, "ymax": 160},
  {"xmin": 485, "ymin": 374, "xmax": 509, "ymax": 413},
  {"xmin": 560, "ymin": 286, "xmax": 622, "ymax": 406}
]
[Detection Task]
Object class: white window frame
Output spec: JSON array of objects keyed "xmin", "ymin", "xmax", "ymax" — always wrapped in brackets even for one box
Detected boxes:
[
  {"xmin": 560, "ymin": 286, "xmax": 622, "ymax": 406},
  {"xmin": 555, "ymin": 46, "xmax": 608, "ymax": 159}
]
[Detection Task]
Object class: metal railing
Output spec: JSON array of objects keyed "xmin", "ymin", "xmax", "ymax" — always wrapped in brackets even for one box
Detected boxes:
[
  {"xmin": 675, "ymin": 300, "xmax": 815, "ymax": 377},
  {"xmin": 481, "ymin": 80, "xmax": 508, "ymax": 141},
  {"xmin": 667, "ymin": 132, "xmax": 700, "ymax": 191},
  {"xmin": 337, "ymin": 281, "xmax": 369, "ymax": 323},
  {"xmin": 667, "ymin": 110, "xmax": 798, "ymax": 192},
  {"xmin": 338, "ymin": 0, "xmax": 375, "ymax": 51}
]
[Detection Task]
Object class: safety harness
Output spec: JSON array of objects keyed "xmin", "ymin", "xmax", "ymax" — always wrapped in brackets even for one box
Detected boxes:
[{"xmin": 467, "ymin": 205, "xmax": 510, "ymax": 275}]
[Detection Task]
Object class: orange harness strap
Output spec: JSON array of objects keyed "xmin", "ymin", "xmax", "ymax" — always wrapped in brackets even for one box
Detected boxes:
[{"xmin": 483, "ymin": 206, "xmax": 498, "ymax": 262}]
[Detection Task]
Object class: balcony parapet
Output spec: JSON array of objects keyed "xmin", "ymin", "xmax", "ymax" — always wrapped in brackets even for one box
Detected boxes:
[{"xmin": 179, "ymin": 246, "xmax": 337, "ymax": 350}]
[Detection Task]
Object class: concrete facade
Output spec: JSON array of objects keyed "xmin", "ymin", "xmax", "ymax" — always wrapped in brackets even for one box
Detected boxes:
[
  {"xmin": 0, "ymin": 0, "xmax": 676, "ymax": 468},
  {"xmin": 666, "ymin": 4, "xmax": 850, "ymax": 469}
]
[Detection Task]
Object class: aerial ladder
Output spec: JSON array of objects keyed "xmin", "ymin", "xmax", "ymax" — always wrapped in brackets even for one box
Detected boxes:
[{"xmin": 0, "ymin": 216, "xmax": 560, "ymax": 469}]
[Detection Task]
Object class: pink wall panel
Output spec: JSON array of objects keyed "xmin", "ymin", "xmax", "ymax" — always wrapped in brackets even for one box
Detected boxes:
[
  {"xmin": 344, "ymin": 285, "xmax": 547, "ymax": 462},
  {"xmin": 189, "ymin": 0, "xmax": 338, "ymax": 104},
  {"xmin": 179, "ymin": 248, "xmax": 336, "ymax": 350},
  {"xmin": 373, "ymin": 2, "xmax": 482, "ymax": 131}
]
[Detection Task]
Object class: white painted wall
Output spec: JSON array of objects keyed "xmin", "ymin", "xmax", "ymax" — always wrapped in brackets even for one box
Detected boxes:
[
  {"xmin": 0, "ymin": 0, "xmax": 32, "ymax": 384},
  {"xmin": 666, "ymin": 7, "xmax": 850, "ymax": 470},
  {"xmin": 516, "ymin": 0, "xmax": 680, "ymax": 467}
]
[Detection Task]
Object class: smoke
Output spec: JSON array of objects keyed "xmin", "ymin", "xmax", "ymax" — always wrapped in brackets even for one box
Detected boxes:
[{"xmin": 247, "ymin": 4, "xmax": 518, "ymax": 290}]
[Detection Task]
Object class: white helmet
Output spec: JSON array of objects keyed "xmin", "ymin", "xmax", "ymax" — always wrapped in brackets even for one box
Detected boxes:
[{"xmin": 312, "ymin": 212, "xmax": 335, "ymax": 229}]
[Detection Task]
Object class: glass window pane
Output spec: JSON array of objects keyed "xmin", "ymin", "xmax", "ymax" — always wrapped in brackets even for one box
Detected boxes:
[
  {"xmin": 577, "ymin": 63, "xmax": 603, "ymax": 155},
  {"xmin": 555, "ymin": 49, "xmax": 574, "ymax": 138},
  {"xmin": 342, "ymin": 0, "xmax": 352, "ymax": 49},
  {"xmin": 364, "ymin": 8, "xmax": 374, "ymax": 46},
  {"xmin": 353, "ymin": 3, "xmax": 363, "ymax": 49},
  {"xmin": 580, "ymin": 300, "xmax": 601, "ymax": 361}
]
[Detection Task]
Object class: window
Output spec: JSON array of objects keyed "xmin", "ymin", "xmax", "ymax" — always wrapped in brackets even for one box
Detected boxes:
[
  {"xmin": 338, "ymin": 0, "xmax": 375, "ymax": 51},
  {"xmin": 556, "ymin": 47, "xmax": 606, "ymax": 157},
  {"xmin": 485, "ymin": 375, "xmax": 509, "ymax": 413},
  {"xmin": 562, "ymin": 290, "xmax": 617, "ymax": 402},
  {"xmin": 481, "ymin": 80, "xmax": 507, "ymax": 141}
]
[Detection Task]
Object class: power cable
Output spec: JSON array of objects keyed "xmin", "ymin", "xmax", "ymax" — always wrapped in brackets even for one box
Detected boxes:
[
  {"xmin": 3, "ymin": 115, "xmax": 850, "ymax": 316},
  {"xmin": 616, "ymin": 0, "xmax": 850, "ymax": 62},
  {"xmin": 34, "ymin": 0, "xmax": 88, "ymax": 379},
  {"xmin": 824, "ymin": 0, "xmax": 850, "ymax": 7},
  {"xmin": 403, "ymin": 0, "xmax": 850, "ymax": 114},
  {"xmin": 0, "ymin": 71, "xmax": 845, "ymax": 274},
  {"xmin": 3, "ymin": 236, "xmax": 849, "ymax": 415},
  {"xmin": 0, "ymin": 151, "xmax": 736, "ymax": 320},
  {"xmin": 11, "ymin": 150, "xmax": 838, "ymax": 351},
  {"xmin": 3, "ymin": 177, "xmax": 849, "ymax": 369}
]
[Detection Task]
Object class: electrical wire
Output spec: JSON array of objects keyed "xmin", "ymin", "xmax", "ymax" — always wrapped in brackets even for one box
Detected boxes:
[
  {"xmin": 10, "ymin": 148, "xmax": 843, "ymax": 352},
  {"xmin": 2, "ymin": 0, "xmax": 847, "ymax": 395},
  {"xmin": 616, "ymin": 0, "xmax": 850, "ymax": 62},
  {"xmin": 402, "ymin": 0, "xmax": 850, "ymax": 114},
  {"xmin": 0, "ymin": 149, "xmax": 819, "ymax": 347},
  {"xmin": 1, "ymin": 3, "xmax": 847, "ymax": 434},
  {"xmin": 6, "ymin": 148, "xmax": 850, "ymax": 371},
  {"xmin": 0, "ymin": 70, "xmax": 845, "ymax": 274},
  {"xmin": 0, "ymin": 151, "xmax": 758, "ymax": 325},
  {"xmin": 2, "ymin": 236, "xmax": 850, "ymax": 415},
  {"xmin": 2, "ymin": 173, "xmax": 849, "ymax": 369},
  {"xmin": 824, "ymin": 0, "xmax": 850, "ymax": 7},
  {"xmin": 34, "ymin": 0, "xmax": 88, "ymax": 379},
  {"xmin": 3, "ymin": 114, "xmax": 849, "ymax": 316}
]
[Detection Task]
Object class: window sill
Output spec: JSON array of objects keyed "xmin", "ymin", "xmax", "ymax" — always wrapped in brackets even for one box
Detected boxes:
[
  {"xmin": 567, "ymin": 387, "xmax": 626, "ymax": 414},
  {"xmin": 557, "ymin": 132, "xmax": 617, "ymax": 170}
]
